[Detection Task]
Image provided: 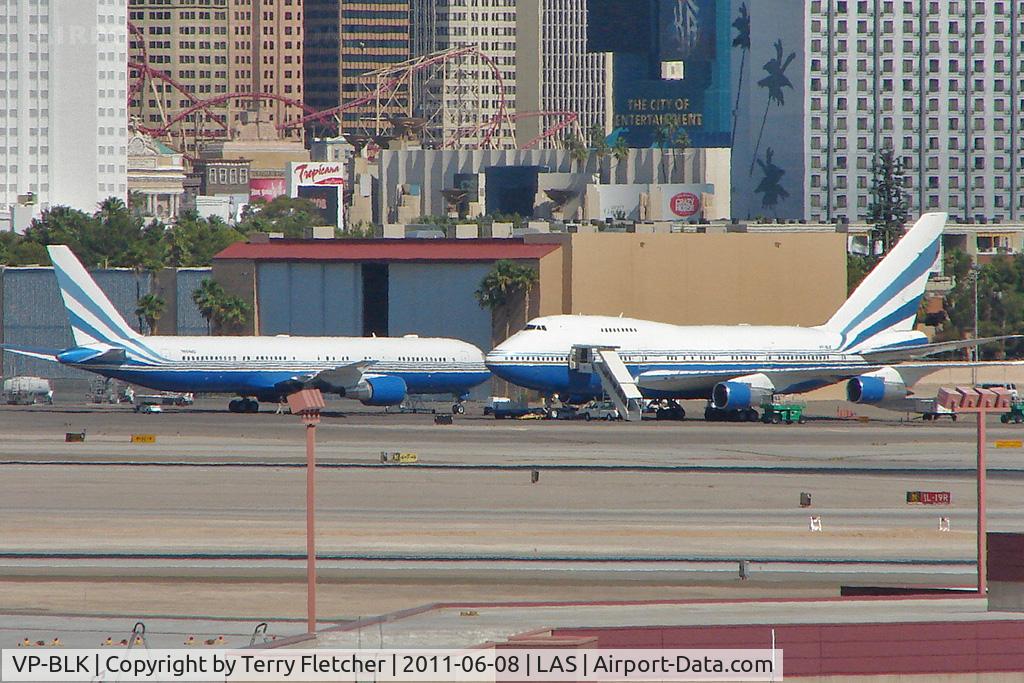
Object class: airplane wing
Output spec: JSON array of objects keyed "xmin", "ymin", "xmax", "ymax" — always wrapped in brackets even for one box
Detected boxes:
[
  {"xmin": 306, "ymin": 360, "xmax": 378, "ymax": 390},
  {"xmin": 636, "ymin": 366, "xmax": 857, "ymax": 394},
  {"xmin": 275, "ymin": 360, "xmax": 378, "ymax": 394},
  {"xmin": 637, "ymin": 360, "xmax": 1024, "ymax": 395},
  {"xmin": 0, "ymin": 344, "xmax": 60, "ymax": 361},
  {"xmin": 859, "ymin": 336, "xmax": 1023, "ymax": 364}
]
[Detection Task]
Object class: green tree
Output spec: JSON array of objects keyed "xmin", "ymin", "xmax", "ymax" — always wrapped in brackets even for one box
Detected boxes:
[
  {"xmin": 236, "ymin": 196, "xmax": 324, "ymax": 238},
  {"xmin": 866, "ymin": 148, "xmax": 910, "ymax": 256},
  {"xmin": 134, "ymin": 293, "xmax": 166, "ymax": 335},
  {"xmin": 588, "ymin": 123, "xmax": 610, "ymax": 182},
  {"xmin": 192, "ymin": 278, "xmax": 225, "ymax": 334},
  {"xmin": 476, "ymin": 259, "xmax": 540, "ymax": 348},
  {"xmin": 166, "ymin": 211, "xmax": 244, "ymax": 266},
  {"xmin": 846, "ymin": 254, "xmax": 874, "ymax": 295},
  {"xmin": 610, "ymin": 136, "xmax": 630, "ymax": 184},
  {"xmin": 562, "ymin": 131, "xmax": 590, "ymax": 173},
  {"xmin": 937, "ymin": 254, "xmax": 1024, "ymax": 359},
  {"xmin": 672, "ymin": 128, "xmax": 691, "ymax": 183},
  {"xmin": 653, "ymin": 122, "xmax": 673, "ymax": 183},
  {"xmin": 475, "ymin": 260, "xmax": 539, "ymax": 312},
  {"xmin": 213, "ymin": 295, "xmax": 252, "ymax": 335}
]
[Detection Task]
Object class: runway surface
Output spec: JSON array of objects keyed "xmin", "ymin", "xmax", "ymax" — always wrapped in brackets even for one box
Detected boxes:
[{"xmin": 1, "ymin": 399, "xmax": 1021, "ymax": 641}]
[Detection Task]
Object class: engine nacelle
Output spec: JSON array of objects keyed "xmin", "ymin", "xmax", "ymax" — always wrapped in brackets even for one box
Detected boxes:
[
  {"xmin": 346, "ymin": 375, "xmax": 408, "ymax": 407},
  {"xmin": 711, "ymin": 373, "xmax": 775, "ymax": 410},
  {"xmin": 846, "ymin": 367, "xmax": 908, "ymax": 405}
]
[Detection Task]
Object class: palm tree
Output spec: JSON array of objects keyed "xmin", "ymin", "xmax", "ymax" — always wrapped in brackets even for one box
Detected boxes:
[
  {"xmin": 563, "ymin": 132, "xmax": 590, "ymax": 173},
  {"xmin": 653, "ymin": 123, "xmax": 675, "ymax": 183},
  {"xmin": 672, "ymin": 128, "xmax": 691, "ymax": 183},
  {"xmin": 214, "ymin": 295, "xmax": 252, "ymax": 335},
  {"xmin": 610, "ymin": 136, "xmax": 630, "ymax": 183},
  {"xmin": 192, "ymin": 278, "xmax": 225, "ymax": 334},
  {"xmin": 588, "ymin": 123, "xmax": 610, "ymax": 182},
  {"xmin": 475, "ymin": 260, "xmax": 539, "ymax": 311},
  {"xmin": 476, "ymin": 260, "xmax": 540, "ymax": 345},
  {"xmin": 134, "ymin": 294, "xmax": 166, "ymax": 335}
]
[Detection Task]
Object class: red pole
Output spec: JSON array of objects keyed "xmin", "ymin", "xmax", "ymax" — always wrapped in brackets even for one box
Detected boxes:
[
  {"xmin": 977, "ymin": 410, "xmax": 987, "ymax": 595},
  {"xmin": 306, "ymin": 422, "xmax": 317, "ymax": 633}
]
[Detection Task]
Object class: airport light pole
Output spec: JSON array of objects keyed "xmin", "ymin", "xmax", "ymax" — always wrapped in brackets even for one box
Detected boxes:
[
  {"xmin": 937, "ymin": 386, "xmax": 1012, "ymax": 595},
  {"xmin": 287, "ymin": 389, "xmax": 326, "ymax": 635}
]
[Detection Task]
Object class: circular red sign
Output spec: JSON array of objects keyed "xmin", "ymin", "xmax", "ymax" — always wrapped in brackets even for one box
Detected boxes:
[{"xmin": 670, "ymin": 192, "xmax": 701, "ymax": 217}]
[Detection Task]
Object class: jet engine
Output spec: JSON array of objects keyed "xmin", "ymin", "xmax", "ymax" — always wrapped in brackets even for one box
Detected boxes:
[
  {"xmin": 846, "ymin": 367, "xmax": 908, "ymax": 405},
  {"xmin": 346, "ymin": 375, "xmax": 409, "ymax": 407},
  {"xmin": 711, "ymin": 373, "xmax": 776, "ymax": 410}
]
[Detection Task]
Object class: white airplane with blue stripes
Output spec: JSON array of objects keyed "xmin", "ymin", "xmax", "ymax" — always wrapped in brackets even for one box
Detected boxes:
[
  {"xmin": 486, "ymin": 212, "xmax": 1017, "ymax": 420},
  {"xmin": 4, "ymin": 245, "xmax": 490, "ymax": 414}
]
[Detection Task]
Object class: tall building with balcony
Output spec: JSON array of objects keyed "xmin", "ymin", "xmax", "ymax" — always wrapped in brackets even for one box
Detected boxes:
[
  {"xmin": 304, "ymin": 0, "xmax": 411, "ymax": 137},
  {"xmin": 732, "ymin": 0, "xmax": 1024, "ymax": 223},
  {"xmin": 1, "ymin": 0, "xmax": 128, "ymax": 215},
  {"xmin": 128, "ymin": 0, "xmax": 304, "ymax": 151}
]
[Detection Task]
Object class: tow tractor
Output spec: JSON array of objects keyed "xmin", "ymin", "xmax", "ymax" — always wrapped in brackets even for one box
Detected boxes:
[
  {"xmin": 1000, "ymin": 399, "xmax": 1024, "ymax": 424},
  {"xmin": 759, "ymin": 400, "xmax": 806, "ymax": 424}
]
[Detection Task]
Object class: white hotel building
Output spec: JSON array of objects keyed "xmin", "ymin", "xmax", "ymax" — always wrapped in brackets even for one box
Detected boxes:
[
  {"xmin": 515, "ymin": 0, "xmax": 610, "ymax": 148},
  {"xmin": 0, "ymin": 0, "xmax": 127, "ymax": 222},
  {"xmin": 732, "ymin": 0, "xmax": 1024, "ymax": 223},
  {"xmin": 807, "ymin": 0, "xmax": 1023, "ymax": 223}
]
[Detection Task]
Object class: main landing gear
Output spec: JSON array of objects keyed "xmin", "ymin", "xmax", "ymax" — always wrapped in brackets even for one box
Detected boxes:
[
  {"xmin": 452, "ymin": 402, "xmax": 466, "ymax": 415},
  {"xmin": 228, "ymin": 398, "xmax": 260, "ymax": 413}
]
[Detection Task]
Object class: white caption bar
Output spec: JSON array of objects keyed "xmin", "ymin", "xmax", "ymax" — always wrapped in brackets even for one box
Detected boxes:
[{"xmin": 2, "ymin": 648, "xmax": 782, "ymax": 682}]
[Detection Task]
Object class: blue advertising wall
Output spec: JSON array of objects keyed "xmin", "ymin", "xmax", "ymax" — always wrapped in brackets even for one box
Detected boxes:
[{"xmin": 601, "ymin": 0, "xmax": 732, "ymax": 149}]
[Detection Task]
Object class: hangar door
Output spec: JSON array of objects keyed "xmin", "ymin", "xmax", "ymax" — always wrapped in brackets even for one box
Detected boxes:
[
  {"xmin": 257, "ymin": 262, "xmax": 363, "ymax": 336},
  {"xmin": 388, "ymin": 262, "xmax": 492, "ymax": 352}
]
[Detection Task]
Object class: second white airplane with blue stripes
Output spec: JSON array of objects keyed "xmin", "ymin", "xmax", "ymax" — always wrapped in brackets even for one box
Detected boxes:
[
  {"xmin": 486, "ymin": 212, "xmax": 1019, "ymax": 420},
  {"xmin": 4, "ymin": 245, "xmax": 490, "ymax": 414}
]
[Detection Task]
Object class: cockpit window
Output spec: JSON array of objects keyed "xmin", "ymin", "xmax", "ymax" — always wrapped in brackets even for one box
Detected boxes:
[{"xmin": 524, "ymin": 324, "xmax": 548, "ymax": 331}]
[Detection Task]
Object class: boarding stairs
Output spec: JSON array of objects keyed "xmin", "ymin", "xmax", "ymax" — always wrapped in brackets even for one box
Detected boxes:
[{"xmin": 569, "ymin": 345, "xmax": 644, "ymax": 421}]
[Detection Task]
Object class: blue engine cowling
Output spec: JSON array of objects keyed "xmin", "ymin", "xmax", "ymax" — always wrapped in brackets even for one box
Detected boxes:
[
  {"xmin": 846, "ymin": 368, "xmax": 907, "ymax": 404},
  {"xmin": 711, "ymin": 375, "xmax": 775, "ymax": 410},
  {"xmin": 712, "ymin": 382, "xmax": 754, "ymax": 410},
  {"xmin": 359, "ymin": 376, "xmax": 408, "ymax": 406},
  {"xmin": 847, "ymin": 377, "xmax": 886, "ymax": 404}
]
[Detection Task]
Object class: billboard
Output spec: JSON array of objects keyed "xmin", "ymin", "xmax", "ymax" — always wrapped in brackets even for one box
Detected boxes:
[
  {"xmin": 298, "ymin": 186, "xmax": 341, "ymax": 228},
  {"xmin": 657, "ymin": 183, "xmax": 714, "ymax": 219},
  {"xmin": 249, "ymin": 178, "xmax": 286, "ymax": 203},
  {"xmin": 589, "ymin": 0, "xmax": 731, "ymax": 148},
  {"xmin": 288, "ymin": 162, "xmax": 345, "ymax": 228}
]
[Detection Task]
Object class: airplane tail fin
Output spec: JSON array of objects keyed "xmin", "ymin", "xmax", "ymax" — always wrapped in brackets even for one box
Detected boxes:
[
  {"xmin": 46, "ymin": 245, "xmax": 143, "ymax": 348},
  {"xmin": 821, "ymin": 212, "xmax": 946, "ymax": 352}
]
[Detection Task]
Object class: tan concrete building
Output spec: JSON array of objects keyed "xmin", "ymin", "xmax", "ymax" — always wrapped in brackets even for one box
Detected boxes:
[
  {"xmin": 305, "ymin": 0, "xmax": 411, "ymax": 136},
  {"xmin": 212, "ymin": 231, "xmax": 848, "ymax": 348},
  {"xmin": 228, "ymin": 0, "xmax": 305, "ymax": 137},
  {"xmin": 128, "ymin": 0, "xmax": 305, "ymax": 152}
]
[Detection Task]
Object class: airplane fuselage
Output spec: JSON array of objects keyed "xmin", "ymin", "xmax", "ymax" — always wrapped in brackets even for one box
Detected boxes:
[
  {"xmin": 485, "ymin": 315, "xmax": 912, "ymax": 402},
  {"xmin": 66, "ymin": 334, "xmax": 489, "ymax": 400}
]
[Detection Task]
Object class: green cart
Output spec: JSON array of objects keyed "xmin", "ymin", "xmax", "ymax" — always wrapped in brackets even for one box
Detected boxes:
[
  {"xmin": 761, "ymin": 402, "xmax": 806, "ymax": 424},
  {"xmin": 1000, "ymin": 400, "xmax": 1024, "ymax": 424}
]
